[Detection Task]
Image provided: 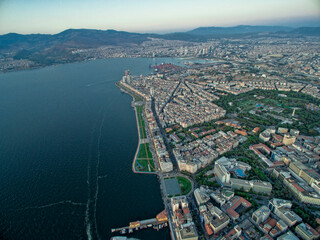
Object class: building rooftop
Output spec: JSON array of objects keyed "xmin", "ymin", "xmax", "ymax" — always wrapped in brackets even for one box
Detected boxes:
[{"xmin": 277, "ymin": 231, "xmax": 300, "ymax": 240}]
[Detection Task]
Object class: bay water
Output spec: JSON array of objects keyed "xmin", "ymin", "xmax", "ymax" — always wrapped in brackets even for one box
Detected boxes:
[{"xmin": 0, "ymin": 58, "xmax": 183, "ymax": 240}]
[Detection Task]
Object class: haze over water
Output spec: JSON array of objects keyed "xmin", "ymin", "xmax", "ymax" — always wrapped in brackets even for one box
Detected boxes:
[{"xmin": 0, "ymin": 58, "xmax": 183, "ymax": 240}]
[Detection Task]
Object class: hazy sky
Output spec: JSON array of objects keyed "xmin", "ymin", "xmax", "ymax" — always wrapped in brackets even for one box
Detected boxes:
[{"xmin": 0, "ymin": 0, "xmax": 319, "ymax": 34}]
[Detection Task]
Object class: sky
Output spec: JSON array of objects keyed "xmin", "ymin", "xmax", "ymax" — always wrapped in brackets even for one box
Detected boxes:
[{"xmin": 0, "ymin": 0, "xmax": 319, "ymax": 34}]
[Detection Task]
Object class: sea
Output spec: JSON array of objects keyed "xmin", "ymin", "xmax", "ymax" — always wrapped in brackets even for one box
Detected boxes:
[{"xmin": 0, "ymin": 58, "xmax": 193, "ymax": 240}]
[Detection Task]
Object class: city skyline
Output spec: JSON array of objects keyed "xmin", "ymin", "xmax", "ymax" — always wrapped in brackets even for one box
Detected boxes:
[{"xmin": 0, "ymin": 0, "xmax": 319, "ymax": 35}]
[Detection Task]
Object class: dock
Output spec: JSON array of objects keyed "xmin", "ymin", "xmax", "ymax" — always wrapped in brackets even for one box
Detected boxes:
[{"xmin": 111, "ymin": 210, "xmax": 168, "ymax": 234}]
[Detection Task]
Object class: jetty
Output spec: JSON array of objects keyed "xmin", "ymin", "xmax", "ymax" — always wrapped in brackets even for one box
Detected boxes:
[{"xmin": 111, "ymin": 210, "xmax": 168, "ymax": 235}]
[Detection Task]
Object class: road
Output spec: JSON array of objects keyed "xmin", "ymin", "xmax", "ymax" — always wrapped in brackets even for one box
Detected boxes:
[
  {"xmin": 159, "ymin": 77, "xmax": 183, "ymax": 114},
  {"xmin": 151, "ymin": 97, "xmax": 179, "ymax": 170}
]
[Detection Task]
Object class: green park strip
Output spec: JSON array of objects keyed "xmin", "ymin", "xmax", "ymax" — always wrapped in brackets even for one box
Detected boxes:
[
  {"xmin": 136, "ymin": 105, "xmax": 147, "ymax": 138},
  {"xmin": 177, "ymin": 176, "xmax": 192, "ymax": 195},
  {"xmin": 134, "ymin": 94, "xmax": 144, "ymax": 102},
  {"xmin": 135, "ymin": 143, "xmax": 155, "ymax": 172},
  {"xmin": 137, "ymin": 143, "xmax": 152, "ymax": 159},
  {"xmin": 135, "ymin": 159, "xmax": 155, "ymax": 172}
]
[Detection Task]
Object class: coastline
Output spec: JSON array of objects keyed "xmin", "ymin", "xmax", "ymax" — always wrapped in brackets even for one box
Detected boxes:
[
  {"xmin": 0, "ymin": 56, "xmax": 184, "ymax": 75},
  {"xmin": 115, "ymin": 82, "xmax": 157, "ymax": 175}
]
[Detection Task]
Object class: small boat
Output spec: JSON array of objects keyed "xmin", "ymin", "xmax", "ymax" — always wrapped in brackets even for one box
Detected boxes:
[
  {"xmin": 147, "ymin": 224, "xmax": 152, "ymax": 227},
  {"xmin": 128, "ymin": 229, "xmax": 133, "ymax": 233}
]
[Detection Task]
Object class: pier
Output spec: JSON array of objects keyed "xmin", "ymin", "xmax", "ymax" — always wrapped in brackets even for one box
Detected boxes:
[{"xmin": 111, "ymin": 210, "xmax": 168, "ymax": 235}]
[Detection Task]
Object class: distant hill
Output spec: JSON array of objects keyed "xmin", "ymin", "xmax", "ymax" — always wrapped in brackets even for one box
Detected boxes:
[
  {"xmin": 0, "ymin": 25, "xmax": 319, "ymax": 68},
  {"xmin": 0, "ymin": 29, "xmax": 152, "ymax": 66},
  {"xmin": 187, "ymin": 25, "xmax": 293, "ymax": 36},
  {"xmin": 0, "ymin": 29, "xmax": 149, "ymax": 52},
  {"xmin": 289, "ymin": 27, "xmax": 320, "ymax": 36},
  {"xmin": 1, "ymin": 25, "xmax": 319, "ymax": 53},
  {"xmin": 54, "ymin": 29, "xmax": 149, "ymax": 47}
]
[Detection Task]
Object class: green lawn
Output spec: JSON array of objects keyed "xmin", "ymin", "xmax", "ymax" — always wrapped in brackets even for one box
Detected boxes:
[
  {"xmin": 177, "ymin": 176, "xmax": 192, "ymax": 195},
  {"xmin": 135, "ymin": 143, "xmax": 155, "ymax": 172},
  {"xmin": 136, "ymin": 159, "xmax": 155, "ymax": 172},
  {"xmin": 137, "ymin": 143, "xmax": 152, "ymax": 159},
  {"xmin": 136, "ymin": 106, "xmax": 147, "ymax": 138},
  {"xmin": 134, "ymin": 94, "xmax": 144, "ymax": 102}
]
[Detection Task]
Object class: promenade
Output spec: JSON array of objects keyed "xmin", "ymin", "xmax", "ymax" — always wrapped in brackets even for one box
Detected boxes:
[
  {"xmin": 117, "ymin": 81, "xmax": 195, "ymax": 240},
  {"xmin": 116, "ymin": 82, "xmax": 156, "ymax": 175}
]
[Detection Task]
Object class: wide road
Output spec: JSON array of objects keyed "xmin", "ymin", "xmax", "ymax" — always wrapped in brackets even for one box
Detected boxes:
[
  {"xmin": 159, "ymin": 78, "xmax": 182, "ymax": 114},
  {"xmin": 151, "ymin": 98, "xmax": 179, "ymax": 170}
]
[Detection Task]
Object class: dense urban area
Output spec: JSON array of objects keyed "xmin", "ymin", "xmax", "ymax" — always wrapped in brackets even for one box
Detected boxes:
[
  {"xmin": 2, "ymin": 26, "xmax": 320, "ymax": 239},
  {"xmin": 117, "ymin": 34, "xmax": 320, "ymax": 240}
]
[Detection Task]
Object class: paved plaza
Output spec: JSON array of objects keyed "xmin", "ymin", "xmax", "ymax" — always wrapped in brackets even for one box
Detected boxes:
[{"xmin": 164, "ymin": 178, "xmax": 181, "ymax": 196}]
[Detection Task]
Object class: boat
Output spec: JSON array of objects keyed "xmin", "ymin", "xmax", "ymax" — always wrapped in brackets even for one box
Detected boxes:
[
  {"xmin": 128, "ymin": 229, "xmax": 133, "ymax": 233},
  {"xmin": 147, "ymin": 224, "xmax": 152, "ymax": 227}
]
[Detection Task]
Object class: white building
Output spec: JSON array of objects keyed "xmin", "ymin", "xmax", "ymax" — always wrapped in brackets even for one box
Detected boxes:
[
  {"xmin": 252, "ymin": 206, "xmax": 271, "ymax": 225},
  {"xmin": 214, "ymin": 162, "xmax": 230, "ymax": 184}
]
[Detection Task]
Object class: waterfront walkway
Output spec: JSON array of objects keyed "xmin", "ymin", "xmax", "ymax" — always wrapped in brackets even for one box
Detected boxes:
[
  {"xmin": 117, "ymin": 82, "xmax": 156, "ymax": 174},
  {"xmin": 140, "ymin": 139, "xmax": 149, "ymax": 144}
]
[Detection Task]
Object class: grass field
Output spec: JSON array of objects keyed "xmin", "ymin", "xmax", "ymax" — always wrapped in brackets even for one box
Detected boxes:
[
  {"xmin": 134, "ymin": 94, "xmax": 144, "ymax": 102},
  {"xmin": 135, "ymin": 143, "xmax": 155, "ymax": 172},
  {"xmin": 137, "ymin": 143, "xmax": 152, "ymax": 159},
  {"xmin": 177, "ymin": 176, "xmax": 192, "ymax": 195},
  {"xmin": 136, "ymin": 159, "xmax": 155, "ymax": 172},
  {"xmin": 136, "ymin": 105, "xmax": 147, "ymax": 138}
]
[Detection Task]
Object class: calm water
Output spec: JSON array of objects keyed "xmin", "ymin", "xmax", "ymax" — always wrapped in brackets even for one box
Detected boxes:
[{"xmin": 0, "ymin": 58, "xmax": 182, "ymax": 240}]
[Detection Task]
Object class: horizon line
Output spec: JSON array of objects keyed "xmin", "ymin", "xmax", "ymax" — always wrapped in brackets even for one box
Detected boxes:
[{"xmin": 1, "ymin": 24, "xmax": 319, "ymax": 36}]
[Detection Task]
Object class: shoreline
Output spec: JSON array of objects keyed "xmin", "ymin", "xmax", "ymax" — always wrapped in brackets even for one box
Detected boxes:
[
  {"xmin": 0, "ymin": 56, "xmax": 188, "ymax": 75},
  {"xmin": 116, "ymin": 82, "xmax": 157, "ymax": 175}
]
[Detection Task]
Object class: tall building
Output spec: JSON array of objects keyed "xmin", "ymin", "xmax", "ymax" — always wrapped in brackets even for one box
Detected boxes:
[
  {"xmin": 194, "ymin": 188, "xmax": 210, "ymax": 206},
  {"xmin": 295, "ymin": 223, "xmax": 320, "ymax": 240},
  {"xmin": 252, "ymin": 206, "xmax": 271, "ymax": 225},
  {"xmin": 283, "ymin": 134, "xmax": 296, "ymax": 146},
  {"xmin": 268, "ymin": 198, "xmax": 292, "ymax": 213},
  {"xmin": 176, "ymin": 223, "xmax": 199, "ymax": 240},
  {"xmin": 230, "ymin": 178, "xmax": 251, "ymax": 192},
  {"xmin": 214, "ymin": 162, "xmax": 230, "ymax": 184},
  {"xmin": 171, "ymin": 196, "xmax": 188, "ymax": 212},
  {"xmin": 268, "ymin": 198, "xmax": 302, "ymax": 227},
  {"xmin": 251, "ymin": 180, "xmax": 273, "ymax": 194},
  {"xmin": 277, "ymin": 231, "xmax": 300, "ymax": 240},
  {"xmin": 150, "ymin": 87, "xmax": 154, "ymax": 97}
]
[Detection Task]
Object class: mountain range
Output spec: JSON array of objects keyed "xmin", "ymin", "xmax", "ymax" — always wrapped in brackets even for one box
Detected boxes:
[
  {"xmin": 0, "ymin": 25, "xmax": 319, "ymax": 68},
  {"xmin": 1, "ymin": 25, "xmax": 319, "ymax": 52}
]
